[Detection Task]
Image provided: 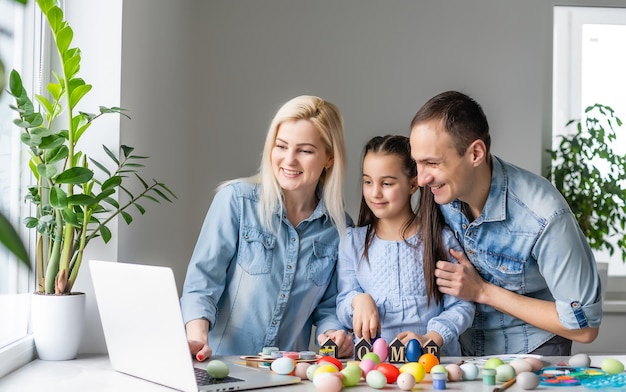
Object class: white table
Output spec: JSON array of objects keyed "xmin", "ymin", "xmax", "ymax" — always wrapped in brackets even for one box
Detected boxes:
[{"xmin": 0, "ymin": 354, "xmax": 624, "ymax": 391}]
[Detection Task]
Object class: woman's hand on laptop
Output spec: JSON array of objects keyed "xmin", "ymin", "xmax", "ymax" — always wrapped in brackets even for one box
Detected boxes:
[
  {"xmin": 317, "ymin": 329, "xmax": 353, "ymax": 358},
  {"xmin": 186, "ymin": 318, "xmax": 212, "ymax": 361}
]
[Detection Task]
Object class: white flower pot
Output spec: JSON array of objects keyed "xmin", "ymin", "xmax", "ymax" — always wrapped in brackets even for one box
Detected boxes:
[{"xmin": 31, "ymin": 292, "xmax": 86, "ymax": 361}]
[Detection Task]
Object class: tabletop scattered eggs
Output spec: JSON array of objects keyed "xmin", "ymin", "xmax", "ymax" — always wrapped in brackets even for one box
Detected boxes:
[
  {"xmin": 365, "ymin": 369, "xmax": 387, "ymax": 389},
  {"xmin": 313, "ymin": 372, "xmax": 343, "ymax": 392},
  {"xmin": 459, "ymin": 362, "xmax": 479, "ymax": 380},
  {"xmin": 270, "ymin": 357, "xmax": 295, "ymax": 375},
  {"xmin": 569, "ymin": 352, "xmax": 591, "ymax": 368},
  {"xmin": 601, "ymin": 358, "xmax": 625, "ymax": 374},
  {"xmin": 405, "ymin": 339, "xmax": 421, "ymax": 362},
  {"xmin": 516, "ymin": 371, "xmax": 541, "ymax": 390},
  {"xmin": 371, "ymin": 338, "xmax": 389, "ymax": 362},
  {"xmin": 340, "ymin": 364, "xmax": 362, "ymax": 387},
  {"xmin": 523, "ymin": 356, "xmax": 544, "ymax": 372},
  {"xmin": 495, "ymin": 363, "xmax": 516, "ymax": 382},
  {"xmin": 205, "ymin": 359, "xmax": 229, "ymax": 379},
  {"xmin": 399, "ymin": 362, "xmax": 426, "ymax": 382},
  {"xmin": 445, "ymin": 363, "xmax": 463, "ymax": 381},
  {"xmin": 294, "ymin": 362, "xmax": 310, "ymax": 379},
  {"xmin": 396, "ymin": 372, "xmax": 416, "ymax": 390},
  {"xmin": 509, "ymin": 358, "xmax": 533, "ymax": 374}
]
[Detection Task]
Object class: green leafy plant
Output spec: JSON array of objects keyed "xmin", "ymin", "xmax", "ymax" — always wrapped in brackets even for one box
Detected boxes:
[
  {"xmin": 6, "ymin": 0, "xmax": 175, "ymax": 294},
  {"xmin": 546, "ymin": 103, "xmax": 626, "ymax": 262}
]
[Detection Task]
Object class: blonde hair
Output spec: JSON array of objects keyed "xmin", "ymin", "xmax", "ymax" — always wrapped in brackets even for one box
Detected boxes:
[{"xmin": 221, "ymin": 95, "xmax": 348, "ymax": 238}]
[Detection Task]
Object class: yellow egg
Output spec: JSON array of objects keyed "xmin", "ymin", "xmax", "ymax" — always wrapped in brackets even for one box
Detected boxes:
[
  {"xmin": 313, "ymin": 363, "xmax": 339, "ymax": 379},
  {"xmin": 399, "ymin": 362, "xmax": 426, "ymax": 382}
]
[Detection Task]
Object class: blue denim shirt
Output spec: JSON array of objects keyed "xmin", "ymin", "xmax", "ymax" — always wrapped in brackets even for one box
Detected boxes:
[
  {"xmin": 336, "ymin": 226, "xmax": 475, "ymax": 356},
  {"xmin": 441, "ymin": 156, "xmax": 603, "ymax": 355},
  {"xmin": 180, "ymin": 181, "xmax": 351, "ymax": 355}
]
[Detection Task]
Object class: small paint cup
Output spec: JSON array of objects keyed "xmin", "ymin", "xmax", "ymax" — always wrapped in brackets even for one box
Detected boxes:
[
  {"xmin": 482, "ymin": 368, "xmax": 496, "ymax": 385},
  {"xmin": 432, "ymin": 372, "xmax": 447, "ymax": 390}
]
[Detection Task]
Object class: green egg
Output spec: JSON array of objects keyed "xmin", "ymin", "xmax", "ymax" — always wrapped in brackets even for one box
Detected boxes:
[
  {"xmin": 601, "ymin": 358, "xmax": 625, "ymax": 374},
  {"xmin": 341, "ymin": 364, "xmax": 362, "ymax": 387},
  {"xmin": 206, "ymin": 359, "xmax": 230, "ymax": 379},
  {"xmin": 362, "ymin": 352, "xmax": 381, "ymax": 364}
]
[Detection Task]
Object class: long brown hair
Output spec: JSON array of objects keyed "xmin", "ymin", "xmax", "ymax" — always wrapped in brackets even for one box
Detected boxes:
[{"xmin": 358, "ymin": 135, "xmax": 445, "ymax": 305}]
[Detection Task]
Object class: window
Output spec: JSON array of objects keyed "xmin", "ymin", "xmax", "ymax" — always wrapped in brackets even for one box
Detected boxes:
[
  {"xmin": 0, "ymin": 0, "xmax": 38, "ymax": 376},
  {"xmin": 553, "ymin": 6, "xmax": 626, "ymax": 277}
]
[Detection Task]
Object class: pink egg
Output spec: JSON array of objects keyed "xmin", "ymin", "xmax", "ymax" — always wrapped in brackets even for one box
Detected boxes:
[
  {"xmin": 445, "ymin": 363, "xmax": 463, "ymax": 381},
  {"xmin": 313, "ymin": 373, "xmax": 343, "ymax": 392},
  {"xmin": 294, "ymin": 362, "xmax": 311, "ymax": 379},
  {"xmin": 372, "ymin": 338, "xmax": 389, "ymax": 362},
  {"xmin": 523, "ymin": 357, "xmax": 544, "ymax": 372},
  {"xmin": 359, "ymin": 358, "xmax": 377, "ymax": 377}
]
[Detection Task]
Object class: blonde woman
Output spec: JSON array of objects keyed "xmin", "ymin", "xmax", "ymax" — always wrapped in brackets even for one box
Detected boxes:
[{"xmin": 181, "ymin": 95, "xmax": 353, "ymax": 360}]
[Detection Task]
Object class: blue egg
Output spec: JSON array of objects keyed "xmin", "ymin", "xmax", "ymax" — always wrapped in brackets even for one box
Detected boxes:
[{"xmin": 405, "ymin": 339, "xmax": 422, "ymax": 362}]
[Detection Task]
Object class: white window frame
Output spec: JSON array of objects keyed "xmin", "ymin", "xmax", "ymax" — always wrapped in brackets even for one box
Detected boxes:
[{"xmin": 553, "ymin": 6, "xmax": 626, "ymax": 297}]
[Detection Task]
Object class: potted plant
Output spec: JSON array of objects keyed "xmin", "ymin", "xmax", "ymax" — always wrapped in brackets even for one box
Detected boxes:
[
  {"xmin": 546, "ymin": 103, "xmax": 626, "ymax": 264},
  {"xmin": 6, "ymin": 0, "xmax": 175, "ymax": 360}
]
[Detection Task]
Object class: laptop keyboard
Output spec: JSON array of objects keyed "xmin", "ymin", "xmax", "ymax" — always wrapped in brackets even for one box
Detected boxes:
[{"xmin": 194, "ymin": 367, "xmax": 245, "ymax": 386}]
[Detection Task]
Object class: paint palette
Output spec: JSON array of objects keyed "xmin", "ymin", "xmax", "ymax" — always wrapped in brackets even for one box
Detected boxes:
[{"xmin": 538, "ymin": 366, "xmax": 606, "ymax": 386}]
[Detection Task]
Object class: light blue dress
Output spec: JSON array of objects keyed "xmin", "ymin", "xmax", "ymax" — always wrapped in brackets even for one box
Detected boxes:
[{"xmin": 336, "ymin": 226, "xmax": 475, "ymax": 356}]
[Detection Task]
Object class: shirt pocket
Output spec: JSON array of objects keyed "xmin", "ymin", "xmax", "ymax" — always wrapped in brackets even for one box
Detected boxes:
[
  {"xmin": 238, "ymin": 226, "xmax": 275, "ymax": 275},
  {"xmin": 483, "ymin": 253, "xmax": 525, "ymax": 291},
  {"xmin": 307, "ymin": 241, "xmax": 338, "ymax": 286}
]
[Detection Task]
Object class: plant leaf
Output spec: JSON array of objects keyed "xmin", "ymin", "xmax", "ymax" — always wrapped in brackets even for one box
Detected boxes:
[
  {"xmin": 0, "ymin": 213, "xmax": 30, "ymax": 269},
  {"xmin": 55, "ymin": 167, "xmax": 94, "ymax": 184}
]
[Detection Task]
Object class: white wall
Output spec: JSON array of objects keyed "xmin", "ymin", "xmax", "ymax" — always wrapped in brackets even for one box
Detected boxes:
[{"xmin": 73, "ymin": 0, "xmax": 626, "ymax": 354}]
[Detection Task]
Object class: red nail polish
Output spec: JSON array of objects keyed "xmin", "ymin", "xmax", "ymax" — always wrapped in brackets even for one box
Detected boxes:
[{"xmin": 197, "ymin": 354, "xmax": 204, "ymax": 361}]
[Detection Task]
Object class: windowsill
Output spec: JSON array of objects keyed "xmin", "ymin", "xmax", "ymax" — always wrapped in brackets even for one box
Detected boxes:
[{"xmin": 0, "ymin": 334, "xmax": 36, "ymax": 378}]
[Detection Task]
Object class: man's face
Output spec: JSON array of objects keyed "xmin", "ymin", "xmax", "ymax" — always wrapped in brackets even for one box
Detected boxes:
[{"xmin": 410, "ymin": 119, "xmax": 474, "ymax": 205}]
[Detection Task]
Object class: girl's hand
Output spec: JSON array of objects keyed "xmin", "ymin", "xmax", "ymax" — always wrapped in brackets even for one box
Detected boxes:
[
  {"xmin": 351, "ymin": 293, "xmax": 381, "ymax": 343},
  {"xmin": 396, "ymin": 330, "xmax": 444, "ymax": 348},
  {"xmin": 317, "ymin": 329, "xmax": 354, "ymax": 358}
]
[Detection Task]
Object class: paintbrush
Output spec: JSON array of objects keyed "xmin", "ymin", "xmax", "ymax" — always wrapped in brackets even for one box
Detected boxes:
[{"xmin": 493, "ymin": 377, "xmax": 516, "ymax": 392}]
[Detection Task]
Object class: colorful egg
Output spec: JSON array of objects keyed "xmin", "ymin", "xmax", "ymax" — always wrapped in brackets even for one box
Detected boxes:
[
  {"xmin": 495, "ymin": 364, "xmax": 516, "ymax": 382},
  {"xmin": 313, "ymin": 363, "xmax": 339, "ymax": 379},
  {"xmin": 340, "ymin": 364, "xmax": 362, "ymax": 387},
  {"xmin": 523, "ymin": 356, "xmax": 544, "ymax": 372},
  {"xmin": 294, "ymin": 362, "xmax": 310, "ymax": 379},
  {"xmin": 396, "ymin": 372, "xmax": 416, "ymax": 390},
  {"xmin": 399, "ymin": 362, "xmax": 426, "ymax": 382},
  {"xmin": 362, "ymin": 352, "xmax": 381, "ymax": 365},
  {"xmin": 405, "ymin": 339, "xmax": 422, "ymax": 362},
  {"xmin": 205, "ymin": 360, "xmax": 229, "ymax": 379},
  {"xmin": 483, "ymin": 357, "xmax": 504, "ymax": 369},
  {"xmin": 317, "ymin": 355, "xmax": 343, "ymax": 371},
  {"xmin": 372, "ymin": 338, "xmax": 389, "ymax": 362},
  {"xmin": 270, "ymin": 357, "xmax": 295, "ymax": 375},
  {"xmin": 569, "ymin": 353, "xmax": 591, "ymax": 368},
  {"xmin": 366, "ymin": 369, "xmax": 387, "ymax": 389},
  {"xmin": 313, "ymin": 373, "xmax": 343, "ymax": 392},
  {"xmin": 445, "ymin": 363, "xmax": 463, "ymax": 381},
  {"xmin": 376, "ymin": 363, "xmax": 400, "ymax": 383},
  {"xmin": 601, "ymin": 358, "xmax": 625, "ymax": 374},
  {"xmin": 460, "ymin": 363, "xmax": 479, "ymax": 380},
  {"xmin": 306, "ymin": 364, "xmax": 320, "ymax": 381},
  {"xmin": 510, "ymin": 358, "xmax": 533, "ymax": 374},
  {"xmin": 516, "ymin": 371, "xmax": 541, "ymax": 390},
  {"xmin": 359, "ymin": 358, "xmax": 378, "ymax": 377}
]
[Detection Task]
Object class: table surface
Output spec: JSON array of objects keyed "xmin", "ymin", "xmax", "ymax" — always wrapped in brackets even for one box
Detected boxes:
[{"xmin": 1, "ymin": 354, "xmax": 624, "ymax": 392}]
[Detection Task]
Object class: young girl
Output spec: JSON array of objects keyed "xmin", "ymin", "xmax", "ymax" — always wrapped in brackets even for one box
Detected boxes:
[{"xmin": 336, "ymin": 135, "xmax": 474, "ymax": 356}]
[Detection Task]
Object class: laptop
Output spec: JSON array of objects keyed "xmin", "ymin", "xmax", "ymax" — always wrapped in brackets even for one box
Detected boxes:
[{"xmin": 89, "ymin": 259, "xmax": 301, "ymax": 392}]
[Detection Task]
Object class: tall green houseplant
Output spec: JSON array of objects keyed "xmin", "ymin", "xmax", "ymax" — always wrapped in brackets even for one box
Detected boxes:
[
  {"xmin": 7, "ymin": 0, "xmax": 175, "ymax": 294},
  {"xmin": 547, "ymin": 103, "xmax": 626, "ymax": 262}
]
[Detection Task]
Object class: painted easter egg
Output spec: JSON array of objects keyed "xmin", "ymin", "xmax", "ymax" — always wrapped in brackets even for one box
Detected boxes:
[
  {"xmin": 601, "ymin": 358, "xmax": 625, "ymax": 374},
  {"xmin": 405, "ymin": 339, "xmax": 422, "ymax": 362},
  {"xmin": 399, "ymin": 362, "xmax": 426, "ymax": 382},
  {"xmin": 569, "ymin": 353, "xmax": 591, "ymax": 368},
  {"xmin": 445, "ymin": 363, "xmax": 463, "ymax": 381},
  {"xmin": 366, "ymin": 369, "xmax": 387, "ymax": 389},
  {"xmin": 270, "ymin": 357, "xmax": 295, "ymax": 375},
  {"xmin": 313, "ymin": 373, "xmax": 343, "ymax": 392},
  {"xmin": 294, "ymin": 362, "xmax": 310, "ymax": 379},
  {"xmin": 372, "ymin": 338, "xmax": 389, "ymax": 362},
  {"xmin": 359, "ymin": 358, "xmax": 378, "ymax": 377},
  {"xmin": 509, "ymin": 358, "xmax": 533, "ymax": 374},
  {"xmin": 396, "ymin": 372, "xmax": 416, "ymax": 390},
  {"xmin": 459, "ymin": 362, "xmax": 479, "ymax": 380},
  {"xmin": 376, "ymin": 362, "xmax": 400, "ymax": 383},
  {"xmin": 495, "ymin": 364, "xmax": 516, "ymax": 382},
  {"xmin": 205, "ymin": 360, "xmax": 229, "ymax": 379},
  {"xmin": 516, "ymin": 371, "xmax": 541, "ymax": 390},
  {"xmin": 340, "ymin": 364, "xmax": 362, "ymax": 387}
]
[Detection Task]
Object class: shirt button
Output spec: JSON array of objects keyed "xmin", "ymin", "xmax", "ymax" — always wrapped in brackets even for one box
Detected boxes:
[
  {"xmin": 280, "ymin": 293, "xmax": 286, "ymax": 299},
  {"xmin": 500, "ymin": 266, "xmax": 506, "ymax": 272},
  {"xmin": 272, "ymin": 320, "xmax": 277, "ymax": 325},
  {"xmin": 291, "ymin": 238, "xmax": 296, "ymax": 242},
  {"xmin": 287, "ymin": 265, "xmax": 292, "ymax": 269},
  {"xmin": 462, "ymin": 224, "xmax": 467, "ymax": 229}
]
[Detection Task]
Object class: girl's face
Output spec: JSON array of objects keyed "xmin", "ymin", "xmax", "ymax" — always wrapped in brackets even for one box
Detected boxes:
[
  {"xmin": 271, "ymin": 119, "xmax": 332, "ymax": 197},
  {"xmin": 362, "ymin": 152, "xmax": 417, "ymax": 223}
]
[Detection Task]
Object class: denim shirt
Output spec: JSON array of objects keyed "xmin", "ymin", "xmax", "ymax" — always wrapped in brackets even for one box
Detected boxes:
[
  {"xmin": 441, "ymin": 156, "xmax": 603, "ymax": 355},
  {"xmin": 180, "ymin": 181, "xmax": 350, "ymax": 355},
  {"xmin": 336, "ymin": 226, "xmax": 475, "ymax": 356}
]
